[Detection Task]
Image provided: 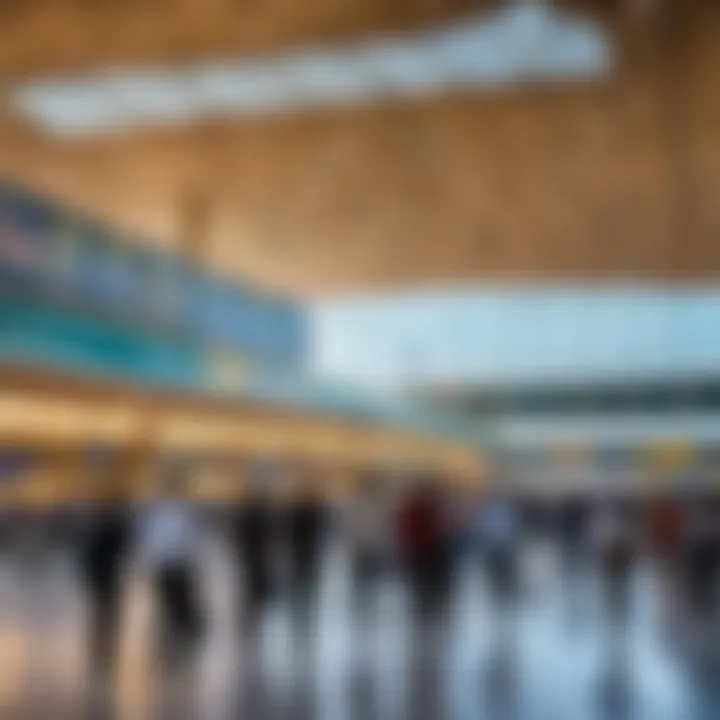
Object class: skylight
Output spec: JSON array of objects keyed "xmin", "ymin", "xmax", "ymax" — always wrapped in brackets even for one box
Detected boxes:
[{"xmin": 9, "ymin": 1, "xmax": 612, "ymax": 136}]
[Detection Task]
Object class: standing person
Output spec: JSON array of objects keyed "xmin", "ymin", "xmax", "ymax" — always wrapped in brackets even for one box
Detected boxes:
[
  {"xmin": 554, "ymin": 493, "xmax": 592, "ymax": 626},
  {"xmin": 593, "ymin": 497, "xmax": 637, "ymax": 628},
  {"xmin": 647, "ymin": 493, "xmax": 684, "ymax": 573},
  {"xmin": 684, "ymin": 495, "xmax": 720, "ymax": 618},
  {"xmin": 592, "ymin": 496, "xmax": 639, "ymax": 713},
  {"xmin": 558, "ymin": 494, "xmax": 591, "ymax": 565},
  {"xmin": 476, "ymin": 492, "xmax": 523, "ymax": 611},
  {"xmin": 79, "ymin": 483, "xmax": 132, "ymax": 675},
  {"xmin": 443, "ymin": 484, "xmax": 473, "ymax": 576},
  {"xmin": 137, "ymin": 465, "xmax": 205, "ymax": 648},
  {"xmin": 474, "ymin": 489, "xmax": 523, "ymax": 711},
  {"xmin": 347, "ymin": 473, "xmax": 391, "ymax": 603},
  {"xmin": 286, "ymin": 471, "xmax": 327, "ymax": 606},
  {"xmin": 234, "ymin": 462, "xmax": 278, "ymax": 618},
  {"xmin": 644, "ymin": 493, "xmax": 684, "ymax": 639},
  {"xmin": 396, "ymin": 478, "xmax": 448, "ymax": 616}
]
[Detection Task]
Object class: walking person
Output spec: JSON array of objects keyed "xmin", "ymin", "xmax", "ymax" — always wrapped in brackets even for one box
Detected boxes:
[
  {"xmin": 79, "ymin": 485, "xmax": 132, "ymax": 676},
  {"xmin": 348, "ymin": 473, "xmax": 391, "ymax": 596},
  {"xmin": 476, "ymin": 492, "xmax": 524, "ymax": 612},
  {"xmin": 396, "ymin": 478, "xmax": 448, "ymax": 617},
  {"xmin": 137, "ymin": 465, "xmax": 205, "ymax": 651},
  {"xmin": 234, "ymin": 463, "xmax": 278, "ymax": 620},
  {"xmin": 594, "ymin": 498, "xmax": 637, "ymax": 624},
  {"xmin": 286, "ymin": 472, "xmax": 327, "ymax": 609},
  {"xmin": 684, "ymin": 496, "xmax": 720, "ymax": 619}
]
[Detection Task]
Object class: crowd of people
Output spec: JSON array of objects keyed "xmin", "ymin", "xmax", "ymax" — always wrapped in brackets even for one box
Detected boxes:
[{"xmin": 42, "ymin": 463, "xmax": 718, "ymax": 686}]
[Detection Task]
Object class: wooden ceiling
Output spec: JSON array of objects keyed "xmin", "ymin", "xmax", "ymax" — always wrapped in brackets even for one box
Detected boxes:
[{"xmin": 0, "ymin": 1, "xmax": 718, "ymax": 296}]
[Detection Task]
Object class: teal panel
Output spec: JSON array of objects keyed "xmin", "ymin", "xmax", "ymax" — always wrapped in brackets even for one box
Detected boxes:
[{"xmin": 0, "ymin": 298, "xmax": 205, "ymax": 390}]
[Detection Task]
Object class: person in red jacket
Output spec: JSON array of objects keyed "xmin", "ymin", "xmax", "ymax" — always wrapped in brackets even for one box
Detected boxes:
[
  {"xmin": 647, "ymin": 494, "xmax": 684, "ymax": 565},
  {"xmin": 396, "ymin": 477, "xmax": 448, "ymax": 616}
]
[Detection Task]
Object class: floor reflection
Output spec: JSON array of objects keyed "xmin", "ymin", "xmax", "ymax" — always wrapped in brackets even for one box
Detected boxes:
[{"xmin": 0, "ymin": 536, "xmax": 716, "ymax": 720}]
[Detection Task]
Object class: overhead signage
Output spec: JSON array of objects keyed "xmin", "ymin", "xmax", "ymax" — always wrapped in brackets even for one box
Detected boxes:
[{"xmin": 0, "ymin": 182, "xmax": 307, "ymax": 370}]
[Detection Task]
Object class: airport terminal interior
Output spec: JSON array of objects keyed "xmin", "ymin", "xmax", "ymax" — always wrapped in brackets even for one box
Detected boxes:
[{"xmin": 0, "ymin": 1, "xmax": 719, "ymax": 718}]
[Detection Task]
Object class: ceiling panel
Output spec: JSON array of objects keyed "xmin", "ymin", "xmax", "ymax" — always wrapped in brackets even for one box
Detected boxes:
[{"xmin": 0, "ymin": 1, "xmax": 716, "ymax": 295}]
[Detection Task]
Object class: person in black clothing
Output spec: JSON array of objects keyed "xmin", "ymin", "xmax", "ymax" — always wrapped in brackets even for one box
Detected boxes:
[
  {"xmin": 79, "ymin": 492, "xmax": 131, "ymax": 675},
  {"xmin": 558, "ymin": 496, "xmax": 590, "ymax": 552},
  {"xmin": 286, "ymin": 473, "xmax": 326, "ymax": 606},
  {"xmin": 137, "ymin": 464, "xmax": 205, "ymax": 651},
  {"xmin": 684, "ymin": 496, "xmax": 720, "ymax": 618},
  {"xmin": 234, "ymin": 467, "xmax": 277, "ymax": 618},
  {"xmin": 558, "ymin": 494, "xmax": 591, "ymax": 586},
  {"xmin": 555, "ymin": 494, "xmax": 591, "ymax": 626}
]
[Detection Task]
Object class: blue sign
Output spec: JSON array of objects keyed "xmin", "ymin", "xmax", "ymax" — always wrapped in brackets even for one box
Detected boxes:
[{"xmin": 0, "ymin": 181, "xmax": 307, "ymax": 372}]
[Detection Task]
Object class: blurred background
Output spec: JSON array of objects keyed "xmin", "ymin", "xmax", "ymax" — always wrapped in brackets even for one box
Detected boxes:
[{"xmin": 0, "ymin": 1, "xmax": 718, "ymax": 718}]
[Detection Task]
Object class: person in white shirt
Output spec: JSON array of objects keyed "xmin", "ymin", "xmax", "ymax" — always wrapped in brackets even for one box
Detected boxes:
[{"xmin": 136, "ymin": 465, "xmax": 204, "ymax": 644}]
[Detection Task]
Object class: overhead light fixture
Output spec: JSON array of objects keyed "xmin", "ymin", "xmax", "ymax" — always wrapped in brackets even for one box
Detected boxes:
[{"xmin": 9, "ymin": 0, "xmax": 612, "ymax": 136}]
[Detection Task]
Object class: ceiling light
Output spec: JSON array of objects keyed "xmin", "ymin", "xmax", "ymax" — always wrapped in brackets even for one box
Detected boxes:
[{"xmin": 9, "ymin": 0, "xmax": 612, "ymax": 136}]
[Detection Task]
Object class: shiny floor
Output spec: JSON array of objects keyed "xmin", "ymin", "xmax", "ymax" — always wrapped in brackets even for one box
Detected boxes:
[{"xmin": 0, "ymin": 534, "xmax": 718, "ymax": 720}]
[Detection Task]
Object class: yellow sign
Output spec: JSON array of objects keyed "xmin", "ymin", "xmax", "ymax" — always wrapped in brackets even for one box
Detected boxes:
[
  {"xmin": 206, "ymin": 350, "xmax": 246, "ymax": 392},
  {"xmin": 645, "ymin": 441, "xmax": 695, "ymax": 471}
]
